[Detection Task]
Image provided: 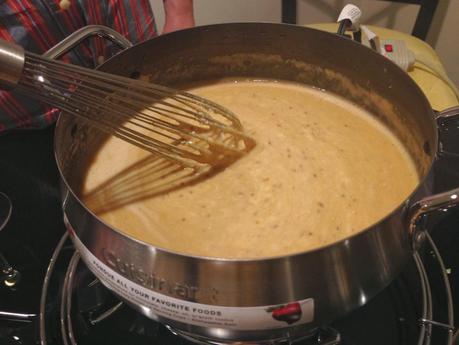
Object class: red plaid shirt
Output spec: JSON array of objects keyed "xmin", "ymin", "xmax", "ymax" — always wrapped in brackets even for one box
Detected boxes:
[{"xmin": 0, "ymin": 0, "xmax": 157, "ymax": 131}]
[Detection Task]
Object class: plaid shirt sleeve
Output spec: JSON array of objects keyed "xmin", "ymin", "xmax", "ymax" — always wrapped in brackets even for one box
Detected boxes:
[{"xmin": 0, "ymin": 0, "xmax": 157, "ymax": 132}]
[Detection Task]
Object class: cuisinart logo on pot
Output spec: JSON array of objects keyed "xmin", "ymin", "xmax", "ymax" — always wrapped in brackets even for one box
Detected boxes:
[{"xmin": 102, "ymin": 248, "xmax": 200, "ymax": 301}]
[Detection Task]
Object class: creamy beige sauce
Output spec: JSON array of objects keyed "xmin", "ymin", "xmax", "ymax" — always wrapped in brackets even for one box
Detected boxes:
[{"xmin": 82, "ymin": 80, "xmax": 419, "ymax": 259}]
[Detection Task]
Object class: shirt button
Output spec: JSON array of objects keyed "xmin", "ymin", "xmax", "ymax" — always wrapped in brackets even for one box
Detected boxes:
[{"xmin": 59, "ymin": 0, "xmax": 71, "ymax": 10}]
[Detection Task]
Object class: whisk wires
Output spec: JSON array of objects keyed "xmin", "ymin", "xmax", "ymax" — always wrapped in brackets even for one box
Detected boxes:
[{"xmin": 17, "ymin": 53, "xmax": 255, "ymax": 168}]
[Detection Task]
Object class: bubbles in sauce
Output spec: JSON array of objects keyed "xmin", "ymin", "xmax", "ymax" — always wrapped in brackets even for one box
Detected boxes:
[{"xmin": 82, "ymin": 80, "xmax": 419, "ymax": 259}]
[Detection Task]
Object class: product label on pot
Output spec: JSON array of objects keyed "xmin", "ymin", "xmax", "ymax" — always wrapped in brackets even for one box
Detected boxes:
[{"xmin": 70, "ymin": 234, "xmax": 314, "ymax": 330}]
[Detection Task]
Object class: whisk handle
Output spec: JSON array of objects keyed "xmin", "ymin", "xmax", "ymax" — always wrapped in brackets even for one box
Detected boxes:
[{"xmin": 0, "ymin": 39, "xmax": 25, "ymax": 90}]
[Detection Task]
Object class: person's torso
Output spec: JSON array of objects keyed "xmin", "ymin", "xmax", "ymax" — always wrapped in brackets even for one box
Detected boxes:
[{"xmin": 0, "ymin": 0, "xmax": 156, "ymax": 131}]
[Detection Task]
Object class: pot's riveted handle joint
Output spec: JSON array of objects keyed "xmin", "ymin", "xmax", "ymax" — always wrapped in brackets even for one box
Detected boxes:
[
  {"xmin": 43, "ymin": 25, "xmax": 133, "ymax": 60},
  {"xmin": 436, "ymin": 105, "xmax": 459, "ymax": 157}
]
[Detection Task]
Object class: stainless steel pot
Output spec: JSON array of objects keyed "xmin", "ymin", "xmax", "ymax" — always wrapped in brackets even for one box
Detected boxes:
[{"xmin": 52, "ymin": 23, "xmax": 459, "ymax": 343}]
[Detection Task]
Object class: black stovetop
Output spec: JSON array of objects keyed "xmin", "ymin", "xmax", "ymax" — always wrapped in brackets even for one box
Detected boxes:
[{"xmin": 0, "ymin": 126, "xmax": 458, "ymax": 345}]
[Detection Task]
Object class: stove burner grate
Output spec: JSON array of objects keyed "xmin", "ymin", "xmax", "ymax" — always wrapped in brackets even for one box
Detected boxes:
[{"xmin": 38, "ymin": 233, "xmax": 455, "ymax": 345}]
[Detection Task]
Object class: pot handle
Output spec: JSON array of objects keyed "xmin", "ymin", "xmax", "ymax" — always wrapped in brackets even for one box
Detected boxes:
[
  {"xmin": 409, "ymin": 105, "xmax": 459, "ymax": 248},
  {"xmin": 43, "ymin": 24, "xmax": 133, "ymax": 60}
]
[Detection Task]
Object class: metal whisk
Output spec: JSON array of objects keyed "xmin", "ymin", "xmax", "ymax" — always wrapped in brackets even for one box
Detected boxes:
[{"xmin": 0, "ymin": 39, "xmax": 254, "ymax": 167}]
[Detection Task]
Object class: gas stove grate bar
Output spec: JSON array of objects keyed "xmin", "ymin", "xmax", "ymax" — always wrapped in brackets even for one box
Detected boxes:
[
  {"xmin": 414, "ymin": 232, "xmax": 456, "ymax": 345},
  {"xmin": 89, "ymin": 300, "xmax": 124, "ymax": 325},
  {"xmin": 39, "ymin": 231, "xmax": 69, "ymax": 345},
  {"xmin": 39, "ymin": 232, "xmax": 456, "ymax": 345},
  {"xmin": 419, "ymin": 318, "xmax": 455, "ymax": 331},
  {"xmin": 425, "ymin": 233, "xmax": 455, "ymax": 343},
  {"xmin": 60, "ymin": 251, "xmax": 80, "ymax": 345},
  {"xmin": 414, "ymin": 251, "xmax": 433, "ymax": 345}
]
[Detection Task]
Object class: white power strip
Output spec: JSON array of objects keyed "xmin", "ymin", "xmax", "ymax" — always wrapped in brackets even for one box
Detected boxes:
[
  {"xmin": 336, "ymin": 10, "xmax": 416, "ymax": 72},
  {"xmin": 378, "ymin": 39, "xmax": 415, "ymax": 71},
  {"xmin": 338, "ymin": 6, "xmax": 458, "ymax": 99},
  {"xmin": 362, "ymin": 30, "xmax": 458, "ymax": 99},
  {"xmin": 360, "ymin": 31, "xmax": 416, "ymax": 72}
]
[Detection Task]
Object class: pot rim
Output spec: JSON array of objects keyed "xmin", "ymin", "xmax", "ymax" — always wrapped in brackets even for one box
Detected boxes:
[{"xmin": 54, "ymin": 22, "xmax": 438, "ymax": 263}]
